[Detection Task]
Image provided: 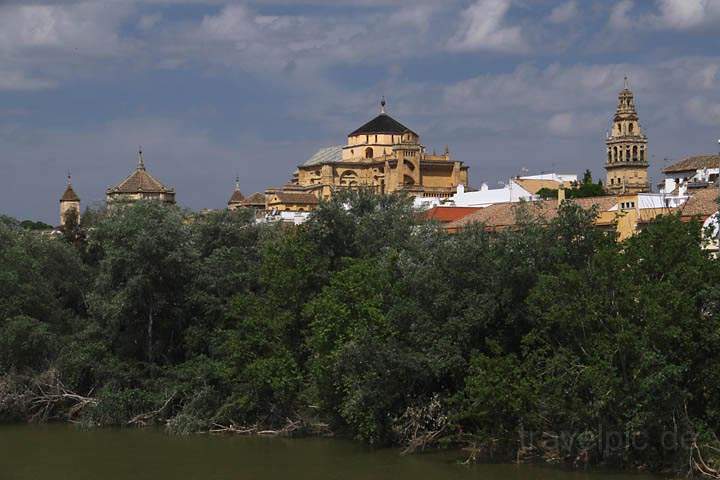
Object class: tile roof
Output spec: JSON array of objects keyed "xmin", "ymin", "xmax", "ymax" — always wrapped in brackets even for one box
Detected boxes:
[
  {"xmin": 349, "ymin": 113, "xmax": 417, "ymax": 137},
  {"xmin": 270, "ymin": 192, "xmax": 319, "ymax": 205},
  {"xmin": 108, "ymin": 167, "xmax": 173, "ymax": 194},
  {"xmin": 680, "ymin": 187, "xmax": 719, "ymax": 219},
  {"xmin": 228, "ymin": 189, "xmax": 245, "ymax": 204},
  {"xmin": 446, "ymin": 196, "xmax": 617, "ymax": 231},
  {"xmin": 60, "ymin": 185, "xmax": 80, "ymax": 202},
  {"xmin": 425, "ymin": 206, "xmax": 483, "ymax": 223},
  {"xmin": 303, "ymin": 145, "xmax": 343, "ymax": 166},
  {"xmin": 662, "ymin": 155, "xmax": 720, "ymax": 174},
  {"xmin": 242, "ymin": 192, "xmax": 266, "ymax": 207}
]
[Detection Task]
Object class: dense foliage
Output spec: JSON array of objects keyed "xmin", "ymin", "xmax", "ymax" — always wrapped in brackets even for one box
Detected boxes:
[{"xmin": 1, "ymin": 192, "xmax": 719, "ymax": 475}]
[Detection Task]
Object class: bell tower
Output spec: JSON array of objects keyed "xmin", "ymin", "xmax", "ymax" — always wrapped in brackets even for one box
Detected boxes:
[
  {"xmin": 605, "ymin": 77, "xmax": 649, "ymax": 194},
  {"xmin": 59, "ymin": 173, "xmax": 81, "ymax": 227}
]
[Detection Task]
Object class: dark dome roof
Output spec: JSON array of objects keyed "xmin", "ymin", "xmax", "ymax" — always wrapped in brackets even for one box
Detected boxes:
[{"xmin": 349, "ymin": 113, "xmax": 416, "ymax": 137}]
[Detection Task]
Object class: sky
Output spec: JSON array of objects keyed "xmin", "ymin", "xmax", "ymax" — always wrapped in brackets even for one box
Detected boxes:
[{"xmin": 1, "ymin": 0, "xmax": 720, "ymax": 223}]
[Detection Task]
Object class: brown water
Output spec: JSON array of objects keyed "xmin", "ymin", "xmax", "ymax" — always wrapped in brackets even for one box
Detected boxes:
[{"xmin": 0, "ymin": 425, "xmax": 661, "ymax": 480}]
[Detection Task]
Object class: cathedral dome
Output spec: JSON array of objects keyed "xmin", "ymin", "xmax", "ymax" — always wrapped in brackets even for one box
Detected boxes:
[{"xmin": 349, "ymin": 113, "xmax": 416, "ymax": 137}]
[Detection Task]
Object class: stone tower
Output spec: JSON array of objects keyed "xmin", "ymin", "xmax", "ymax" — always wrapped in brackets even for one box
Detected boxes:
[
  {"xmin": 605, "ymin": 77, "xmax": 649, "ymax": 194},
  {"xmin": 59, "ymin": 174, "xmax": 81, "ymax": 227}
]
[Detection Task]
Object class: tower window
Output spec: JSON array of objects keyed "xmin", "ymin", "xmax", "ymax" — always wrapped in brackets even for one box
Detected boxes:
[
  {"xmin": 629, "ymin": 123, "xmax": 634, "ymax": 133},
  {"xmin": 365, "ymin": 147, "xmax": 374, "ymax": 159}
]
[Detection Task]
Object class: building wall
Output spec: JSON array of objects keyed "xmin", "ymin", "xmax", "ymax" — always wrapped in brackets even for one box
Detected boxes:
[{"xmin": 59, "ymin": 201, "xmax": 80, "ymax": 226}]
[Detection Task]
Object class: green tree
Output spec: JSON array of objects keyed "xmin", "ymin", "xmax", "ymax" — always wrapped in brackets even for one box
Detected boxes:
[{"xmin": 88, "ymin": 202, "xmax": 196, "ymax": 364}]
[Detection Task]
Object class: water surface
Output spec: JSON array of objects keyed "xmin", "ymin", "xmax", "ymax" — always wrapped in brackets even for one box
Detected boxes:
[{"xmin": 0, "ymin": 425, "xmax": 661, "ymax": 480}]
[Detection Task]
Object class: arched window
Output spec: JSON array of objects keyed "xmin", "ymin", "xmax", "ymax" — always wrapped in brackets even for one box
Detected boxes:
[
  {"xmin": 340, "ymin": 171, "xmax": 358, "ymax": 186},
  {"xmin": 626, "ymin": 147, "xmax": 631, "ymax": 161},
  {"xmin": 629, "ymin": 123, "xmax": 634, "ymax": 133},
  {"xmin": 640, "ymin": 149, "xmax": 645, "ymax": 162},
  {"xmin": 632, "ymin": 146, "xmax": 638, "ymax": 161},
  {"xmin": 613, "ymin": 146, "xmax": 618, "ymax": 161},
  {"xmin": 608, "ymin": 149, "xmax": 612, "ymax": 163},
  {"xmin": 365, "ymin": 147, "xmax": 374, "ymax": 159}
]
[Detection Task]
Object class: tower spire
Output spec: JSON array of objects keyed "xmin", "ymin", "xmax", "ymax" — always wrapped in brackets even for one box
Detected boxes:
[
  {"xmin": 624, "ymin": 75, "xmax": 629, "ymax": 90},
  {"xmin": 235, "ymin": 174, "xmax": 240, "ymax": 191},
  {"xmin": 380, "ymin": 96, "xmax": 386, "ymax": 114},
  {"xmin": 137, "ymin": 146, "xmax": 145, "ymax": 170}
]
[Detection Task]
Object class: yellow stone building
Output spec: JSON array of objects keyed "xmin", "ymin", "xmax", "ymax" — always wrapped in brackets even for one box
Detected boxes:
[
  {"xmin": 605, "ymin": 78, "xmax": 650, "ymax": 194},
  {"xmin": 267, "ymin": 99, "xmax": 469, "ymax": 210},
  {"xmin": 106, "ymin": 149, "xmax": 176, "ymax": 207}
]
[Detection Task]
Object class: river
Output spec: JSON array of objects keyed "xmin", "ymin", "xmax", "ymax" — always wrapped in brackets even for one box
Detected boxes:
[{"xmin": 0, "ymin": 425, "xmax": 662, "ymax": 480}]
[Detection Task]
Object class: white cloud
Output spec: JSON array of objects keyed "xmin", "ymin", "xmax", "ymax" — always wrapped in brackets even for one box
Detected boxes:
[
  {"xmin": 138, "ymin": 13, "xmax": 163, "ymax": 31},
  {"xmin": 548, "ymin": 1, "xmax": 579, "ymax": 24},
  {"xmin": 609, "ymin": 0, "xmax": 720, "ymax": 31},
  {"xmin": 0, "ymin": 3, "xmax": 130, "ymax": 55},
  {"xmin": 650, "ymin": 0, "xmax": 720, "ymax": 30},
  {"xmin": 609, "ymin": 0, "xmax": 634, "ymax": 29},
  {"xmin": 0, "ymin": 69, "xmax": 56, "ymax": 91},
  {"xmin": 448, "ymin": 0, "xmax": 526, "ymax": 53},
  {"xmin": 685, "ymin": 97, "xmax": 720, "ymax": 125}
]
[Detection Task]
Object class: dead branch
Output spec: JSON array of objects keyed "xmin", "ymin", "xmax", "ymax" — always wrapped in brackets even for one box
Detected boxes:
[
  {"xmin": 128, "ymin": 392, "xmax": 177, "ymax": 427},
  {"xmin": 692, "ymin": 441, "xmax": 720, "ymax": 480},
  {"xmin": 210, "ymin": 418, "xmax": 303, "ymax": 436},
  {"xmin": 28, "ymin": 370, "xmax": 97, "ymax": 422}
]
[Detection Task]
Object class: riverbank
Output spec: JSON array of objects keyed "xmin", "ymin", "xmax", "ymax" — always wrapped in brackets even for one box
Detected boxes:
[{"xmin": 0, "ymin": 424, "xmax": 664, "ymax": 480}]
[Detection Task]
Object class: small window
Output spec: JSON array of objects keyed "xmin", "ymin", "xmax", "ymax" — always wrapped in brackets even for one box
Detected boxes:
[
  {"xmin": 365, "ymin": 147, "xmax": 374, "ymax": 159},
  {"xmin": 629, "ymin": 123, "xmax": 634, "ymax": 133}
]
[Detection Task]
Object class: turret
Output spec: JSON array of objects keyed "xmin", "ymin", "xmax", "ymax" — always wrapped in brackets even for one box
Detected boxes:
[
  {"xmin": 227, "ymin": 175, "xmax": 245, "ymax": 211},
  {"xmin": 59, "ymin": 174, "xmax": 81, "ymax": 227}
]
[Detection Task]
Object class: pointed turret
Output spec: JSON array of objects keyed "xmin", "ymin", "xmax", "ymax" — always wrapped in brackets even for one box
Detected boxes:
[
  {"xmin": 227, "ymin": 175, "xmax": 245, "ymax": 210},
  {"xmin": 59, "ymin": 173, "xmax": 81, "ymax": 227}
]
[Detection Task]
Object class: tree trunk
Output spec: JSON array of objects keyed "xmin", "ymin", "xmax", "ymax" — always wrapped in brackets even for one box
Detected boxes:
[{"xmin": 147, "ymin": 308, "xmax": 154, "ymax": 363}]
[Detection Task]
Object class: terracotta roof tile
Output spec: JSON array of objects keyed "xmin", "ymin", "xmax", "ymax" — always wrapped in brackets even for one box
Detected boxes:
[
  {"xmin": 228, "ymin": 189, "xmax": 245, "ymax": 204},
  {"xmin": 425, "ymin": 206, "xmax": 482, "ymax": 223},
  {"xmin": 108, "ymin": 167, "xmax": 173, "ymax": 194},
  {"xmin": 60, "ymin": 185, "xmax": 80, "ymax": 202},
  {"xmin": 662, "ymin": 155, "xmax": 720, "ymax": 174},
  {"xmin": 270, "ymin": 192, "xmax": 319, "ymax": 205},
  {"xmin": 681, "ymin": 187, "xmax": 719, "ymax": 219},
  {"xmin": 446, "ymin": 196, "xmax": 616, "ymax": 231},
  {"xmin": 242, "ymin": 192, "xmax": 266, "ymax": 207}
]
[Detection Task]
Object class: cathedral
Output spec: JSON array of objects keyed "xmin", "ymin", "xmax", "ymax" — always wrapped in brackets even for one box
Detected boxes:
[
  {"xmin": 266, "ymin": 99, "xmax": 469, "ymax": 211},
  {"xmin": 604, "ymin": 78, "xmax": 649, "ymax": 194}
]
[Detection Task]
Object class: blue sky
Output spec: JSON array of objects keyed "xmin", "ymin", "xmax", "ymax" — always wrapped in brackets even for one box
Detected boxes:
[{"xmin": 1, "ymin": 0, "xmax": 720, "ymax": 223}]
